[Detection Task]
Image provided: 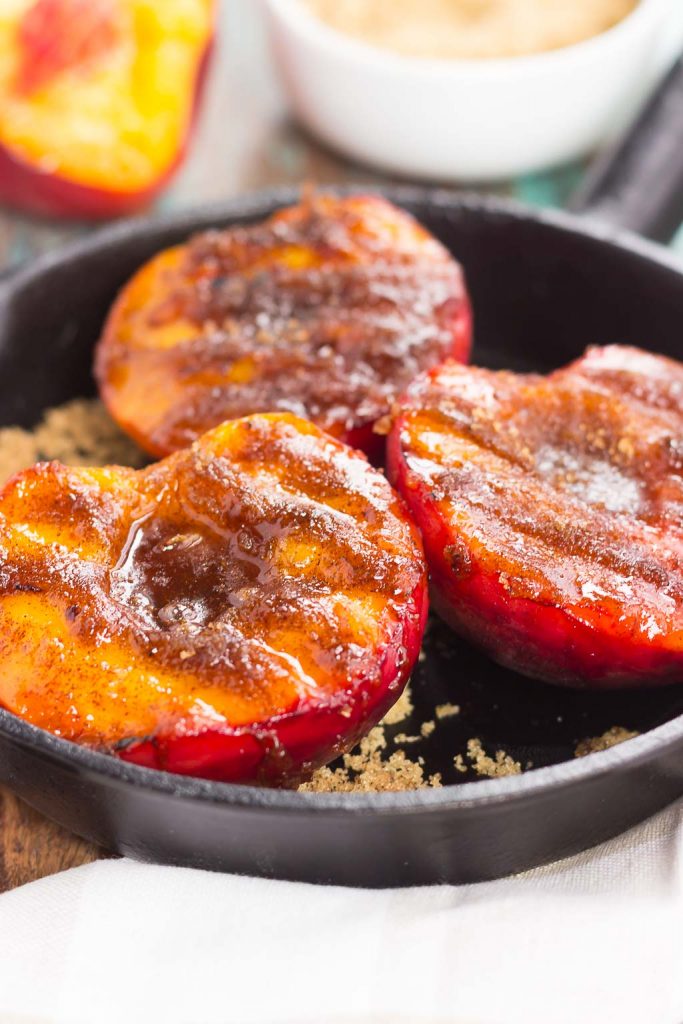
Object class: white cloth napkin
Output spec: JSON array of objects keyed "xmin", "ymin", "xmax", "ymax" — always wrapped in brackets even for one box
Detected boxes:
[{"xmin": 0, "ymin": 803, "xmax": 681, "ymax": 1024}]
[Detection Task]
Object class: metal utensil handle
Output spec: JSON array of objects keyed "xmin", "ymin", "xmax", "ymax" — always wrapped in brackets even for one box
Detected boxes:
[{"xmin": 568, "ymin": 55, "xmax": 683, "ymax": 243}]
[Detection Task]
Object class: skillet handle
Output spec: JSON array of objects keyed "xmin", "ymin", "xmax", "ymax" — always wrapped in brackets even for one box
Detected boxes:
[{"xmin": 568, "ymin": 55, "xmax": 683, "ymax": 243}]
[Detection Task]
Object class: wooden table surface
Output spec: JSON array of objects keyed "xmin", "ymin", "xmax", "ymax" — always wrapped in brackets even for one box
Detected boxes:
[{"xmin": 0, "ymin": 1, "xmax": 675, "ymax": 894}]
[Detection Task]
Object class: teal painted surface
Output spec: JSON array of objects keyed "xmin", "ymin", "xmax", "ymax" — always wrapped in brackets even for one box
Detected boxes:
[
  {"xmin": 513, "ymin": 162, "xmax": 584, "ymax": 210},
  {"xmin": 516, "ymin": 160, "xmax": 683, "ymax": 255}
]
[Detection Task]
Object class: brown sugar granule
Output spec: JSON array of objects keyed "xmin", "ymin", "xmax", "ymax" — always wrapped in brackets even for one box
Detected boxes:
[
  {"xmin": 0, "ymin": 399, "xmax": 145, "ymax": 484},
  {"xmin": 299, "ymin": 766, "xmax": 354, "ymax": 793},
  {"xmin": 436, "ymin": 702, "xmax": 460, "ymax": 719},
  {"xmin": 344, "ymin": 725, "xmax": 387, "ymax": 770},
  {"xmin": 372, "ymin": 413, "xmax": 392, "ymax": 437},
  {"xmin": 393, "ymin": 732, "xmax": 421, "ymax": 745},
  {"xmin": 575, "ymin": 726, "xmax": 638, "ymax": 758},
  {"xmin": 465, "ymin": 737, "xmax": 522, "ymax": 778},
  {"xmin": 616, "ymin": 436, "xmax": 635, "ymax": 461},
  {"xmin": 381, "ymin": 683, "xmax": 413, "ymax": 726},
  {"xmin": 300, "ymin": 724, "xmax": 442, "ymax": 792}
]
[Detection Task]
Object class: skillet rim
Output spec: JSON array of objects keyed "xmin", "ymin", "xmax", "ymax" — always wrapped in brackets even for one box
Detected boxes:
[{"xmin": 1, "ymin": 183, "xmax": 682, "ymax": 818}]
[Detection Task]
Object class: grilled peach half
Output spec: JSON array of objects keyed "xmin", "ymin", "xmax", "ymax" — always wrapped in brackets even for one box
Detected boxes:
[
  {"xmin": 0, "ymin": 413, "xmax": 427, "ymax": 783},
  {"xmin": 95, "ymin": 193, "xmax": 471, "ymax": 461},
  {"xmin": 388, "ymin": 347, "xmax": 683, "ymax": 688}
]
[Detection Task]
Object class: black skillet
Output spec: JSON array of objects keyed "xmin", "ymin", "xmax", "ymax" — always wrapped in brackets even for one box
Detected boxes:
[{"xmin": 1, "ymin": 60, "xmax": 683, "ymax": 888}]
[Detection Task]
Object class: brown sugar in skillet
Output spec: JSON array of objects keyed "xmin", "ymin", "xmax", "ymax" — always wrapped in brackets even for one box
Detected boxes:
[{"xmin": 95, "ymin": 193, "xmax": 471, "ymax": 458}]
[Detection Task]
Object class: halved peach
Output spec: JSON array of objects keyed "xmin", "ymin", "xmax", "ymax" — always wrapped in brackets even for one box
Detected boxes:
[
  {"xmin": 388, "ymin": 347, "xmax": 683, "ymax": 688},
  {"xmin": 95, "ymin": 194, "xmax": 472, "ymax": 460},
  {"xmin": 0, "ymin": 413, "xmax": 427, "ymax": 783},
  {"xmin": 0, "ymin": 0, "xmax": 214, "ymax": 219}
]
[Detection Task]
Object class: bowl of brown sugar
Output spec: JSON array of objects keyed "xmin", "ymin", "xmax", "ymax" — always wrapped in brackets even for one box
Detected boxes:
[{"xmin": 265, "ymin": 0, "xmax": 679, "ymax": 180}]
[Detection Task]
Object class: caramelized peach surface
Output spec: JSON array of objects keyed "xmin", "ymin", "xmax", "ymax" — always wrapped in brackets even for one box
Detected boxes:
[
  {"xmin": 0, "ymin": 413, "xmax": 427, "ymax": 783},
  {"xmin": 95, "ymin": 194, "xmax": 471, "ymax": 459},
  {"xmin": 388, "ymin": 346, "xmax": 683, "ymax": 688}
]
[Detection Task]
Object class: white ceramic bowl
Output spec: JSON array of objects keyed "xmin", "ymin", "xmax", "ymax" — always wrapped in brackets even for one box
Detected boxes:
[{"xmin": 264, "ymin": 0, "xmax": 679, "ymax": 181}]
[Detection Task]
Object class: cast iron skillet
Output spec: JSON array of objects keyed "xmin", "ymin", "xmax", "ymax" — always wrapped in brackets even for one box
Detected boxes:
[{"xmin": 1, "ymin": 61, "xmax": 683, "ymax": 887}]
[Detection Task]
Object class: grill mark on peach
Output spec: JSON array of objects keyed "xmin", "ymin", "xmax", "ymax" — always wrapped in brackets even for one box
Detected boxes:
[
  {"xmin": 96, "ymin": 195, "xmax": 470, "ymax": 456},
  {"xmin": 428, "ymin": 451, "xmax": 683, "ymax": 595},
  {"xmin": 398, "ymin": 351, "xmax": 683, "ymax": 614}
]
